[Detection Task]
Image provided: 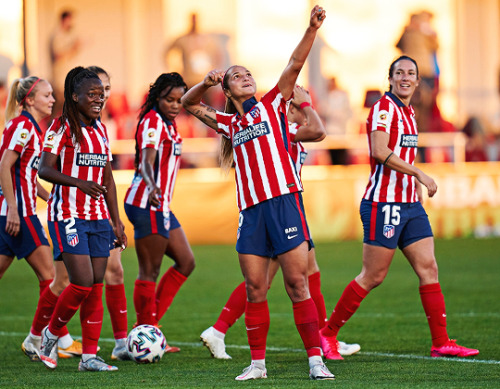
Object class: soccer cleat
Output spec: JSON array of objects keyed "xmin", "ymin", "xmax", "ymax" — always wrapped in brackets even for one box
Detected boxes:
[
  {"xmin": 235, "ymin": 362, "xmax": 267, "ymax": 381},
  {"xmin": 59, "ymin": 340, "xmax": 100, "ymax": 358},
  {"xmin": 431, "ymin": 339, "xmax": 479, "ymax": 358},
  {"xmin": 200, "ymin": 326, "xmax": 232, "ymax": 359},
  {"xmin": 309, "ymin": 362, "xmax": 335, "ymax": 380},
  {"xmin": 21, "ymin": 334, "xmax": 41, "ymax": 362},
  {"xmin": 78, "ymin": 356, "xmax": 118, "ymax": 371},
  {"xmin": 320, "ymin": 334, "xmax": 343, "ymax": 360},
  {"xmin": 111, "ymin": 344, "xmax": 131, "ymax": 361},
  {"xmin": 39, "ymin": 326, "xmax": 59, "ymax": 370},
  {"xmin": 165, "ymin": 343, "xmax": 180, "ymax": 353},
  {"xmin": 338, "ymin": 340, "xmax": 361, "ymax": 356}
]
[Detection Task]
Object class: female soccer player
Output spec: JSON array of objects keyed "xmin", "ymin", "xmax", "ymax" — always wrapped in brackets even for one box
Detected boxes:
[
  {"xmin": 319, "ymin": 55, "xmax": 479, "ymax": 359},
  {"xmin": 37, "ymin": 67, "xmax": 127, "ymax": 371},
  {"xmin": 182, "ymin": 6, "xmax": 334, "ymax": 381},
  {"xmin": 0, "ymin": 76, "xmax": 60, "ymax": 360},
  {"xmin": 124, "ymin": 73, "xmax": 195, "ymax": 353},
  {"xmin": 86, "ymin": 66, "xmax": 129, "ymax": 361},
  {"xmin": 200, "ymin": 86, "xmax": 360, "ymax": 360}
]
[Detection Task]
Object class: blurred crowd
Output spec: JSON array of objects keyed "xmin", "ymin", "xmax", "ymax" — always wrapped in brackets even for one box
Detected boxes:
[{"xmin": 1, "ymin": 9, "xmax": 500, "ymax": 169}]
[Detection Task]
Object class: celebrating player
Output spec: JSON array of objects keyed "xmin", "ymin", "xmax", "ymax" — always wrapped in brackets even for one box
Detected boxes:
[
  {"xmin": 200, "ymin": 86, "xmax": 360, "ymax": 360},
  {"xmin": 37, "ymin": 67, "xmax": 126, "ymax": 371},
  {"xmin": 124, "ymin": 73, "xmax": 195, "ymax": 353},
  {"xmin": 319, "ymin": 56, "xmax": 479, "ymax": 359},
  {"xmin": 182, "ymin": 6, "xmax": 335, "ymax": 381}
]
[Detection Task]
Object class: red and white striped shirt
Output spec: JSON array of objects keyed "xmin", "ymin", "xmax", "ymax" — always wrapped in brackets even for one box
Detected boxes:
[
  {"xmin": 124, "ymin": 109, "xmax": 182, "ymax": 212},
  {"xmin": 43, "ymin": 118, "xmax": 112, "ymax": 221},
  {"xmin": 363, "ymin": 92, "xmax": 419, "ymax": 203},
  {"xmin": 215, "ymin": 85, "xmax": 302, "ymax": 211},
  {"xmin": 288, "ymin": 122, "xmax": 307, "ymax": 182},
  {"xmin": 0, "ymin": 111, "xmax": 43, "ymax": 217}
]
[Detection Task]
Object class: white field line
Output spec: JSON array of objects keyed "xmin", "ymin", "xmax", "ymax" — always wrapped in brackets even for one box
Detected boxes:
[{"xmin": 2, "ymin": 331, "xmax": 498, "ymax": 365}]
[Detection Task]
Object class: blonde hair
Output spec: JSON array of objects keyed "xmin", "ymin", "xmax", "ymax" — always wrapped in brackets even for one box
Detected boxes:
[{"xmin": 4, "ymin": 76, "xmax": 41, "ymax": 125}]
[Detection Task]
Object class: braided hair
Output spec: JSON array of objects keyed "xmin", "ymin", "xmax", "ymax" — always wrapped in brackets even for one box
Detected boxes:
[
  {"xmin": 59, "ymin": 66, "xmax": 101, "ymax": 144},
  {"xmin": 134, "ymin": 72, "xmax": 187, "ymax": 169}
]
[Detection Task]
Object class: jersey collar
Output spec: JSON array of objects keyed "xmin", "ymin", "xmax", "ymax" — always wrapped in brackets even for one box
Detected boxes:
[
  {"xmin": 21, "ymin": 110, "xmax": 42, "ymax": 134},
  {"xmin": 154, "ymin": 106, "xmax": 173, "ymax": 126},
  {"xmin": 79, "ymin": 118, "xmax": 98, "ymax": 129},
  {"xmin": 385, "ymin": 92, "xmax": 406, "ymax": 107},
  {"xmin": 242, "ymin": 96, "xmax": 258, "ymax": 114}
]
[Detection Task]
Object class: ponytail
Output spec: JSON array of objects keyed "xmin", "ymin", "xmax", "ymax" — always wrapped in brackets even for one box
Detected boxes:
[{"xmin": 4, "ymin": 77, "xmax": 41, "ymax": 125}]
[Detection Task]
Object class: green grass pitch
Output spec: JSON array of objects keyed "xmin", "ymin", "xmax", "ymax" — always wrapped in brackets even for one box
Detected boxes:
[{"xmin": 0, "ymin": 238, "xmax": 499, "ymax": 388}]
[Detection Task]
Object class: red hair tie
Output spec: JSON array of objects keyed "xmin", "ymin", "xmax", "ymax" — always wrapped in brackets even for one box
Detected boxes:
[{"xmin": 20, "ymin": 78, "xmax": 41, "ymax": 105}]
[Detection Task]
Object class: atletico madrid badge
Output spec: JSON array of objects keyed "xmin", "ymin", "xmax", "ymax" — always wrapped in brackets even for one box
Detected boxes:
[
  {"xmin": 383, "ymin": 225, "xmax": 395, "ymax": 239},
  {"xmin": 67, "ymin": 233, "xmax": 79, "ymax": 247}
]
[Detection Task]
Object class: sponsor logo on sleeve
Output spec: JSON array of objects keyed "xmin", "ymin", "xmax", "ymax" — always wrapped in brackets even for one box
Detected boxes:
[
  {"xmin": 400, "ymin": 134, "xmax": 418, "ymax": 148},
  {"xmin": 233, "ymin": 121, "xmax": 270, "ymax": 147},
  {"xmin": 44, "ymin": 132, "xmax": 56, "ymax": 149},
  {"xmin": 16, "ymin": 129, "xmax": 30, "ymax": 146},
  {"xmin": 76, "ymin": 153, "xmax": 107, "ymax": 167},
  {"xmin": 377, "ymin": 110, "xmax": 389, "ymax": 128}
]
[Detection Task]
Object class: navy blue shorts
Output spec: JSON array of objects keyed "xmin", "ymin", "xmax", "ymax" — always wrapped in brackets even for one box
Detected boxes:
[
  {"xmin": 124, "ymin": 204, "xmax": 181, "ymax": 240},
  {"xmin": 49, "ymin": 218, "xmax": 111, "ymax": 261},
  {"xmin": 0, "ymin": 215, "xmax": 49, "ymax": 259},
  {"xmin": 360, "ymin": 199, "xmax": 433, "ymax": 250},
  {"xmin": 236, "ymin": 192, "xmax": 310, "ymax": 257}
]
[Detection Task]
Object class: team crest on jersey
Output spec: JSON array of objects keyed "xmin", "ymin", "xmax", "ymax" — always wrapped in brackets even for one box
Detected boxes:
[
  {"xmin": 249, "ymin": 107, "xmax": 260, "ymax": 119},
  {"xmin": 31, "ymin": 156, "xmax": 40, "ymax": 170},
  {"xmin": 400, "ymin": 134, "xmax": 418, "ymax": 148},
  {"xmin": 233, "ymin": 122, "xmax": 270, "ymax": 147},
  {"xmin": 67, "ymin": 232, "xmax": 79, "ymax": 247},
  {"xmin": 383, "ymin": 225, "xmax": 395, "ymax": 239}
]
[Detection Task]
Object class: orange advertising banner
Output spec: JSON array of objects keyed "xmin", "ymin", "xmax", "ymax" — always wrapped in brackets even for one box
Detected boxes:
[{"xmin": 38, "ymin": 162, "xmax": 500, "ymax": 246}]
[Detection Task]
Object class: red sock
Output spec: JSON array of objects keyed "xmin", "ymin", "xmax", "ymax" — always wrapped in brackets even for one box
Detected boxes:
[
  {"xmin": 214, "ymin": 281, "xmax": 246, "ymax": 334},
  {"xmin": 134, "ymin": 280, "xmax": 157, "ymax": 325},
  {"xmin": 105, "ymin": 284, "xmax": 128, "ymax": 339},
  {"xmin": 308, "ymin": 272, "xmax": 327, "ymax": 329},
  {"xmin": 31, "ymin": 280, "xmax": 57, "ymax": 335},
  {"xmin": 80, "ymin": 283, "xmax": 104, "ymax": 354},
  {"xmin": 419, "ymin": 283, "xmax": 448, "ymax": 347},
  {"xmin": 48, "ymin": 283, "xmax": 92, "ymax": 336},
  {"xmin": 155, "ymin": 267, "xmax": 187, "ymax": 321},
  {"xmin": 322, "ymin": 279, "xmax": 369, "ymax": 337},
  {"xmin": 245, "ymin": 300, "xmax": 269, "ymax": 360},
  {"xmin": 293, "ymin": 298, "xmax": 322, "ymax": 357}
]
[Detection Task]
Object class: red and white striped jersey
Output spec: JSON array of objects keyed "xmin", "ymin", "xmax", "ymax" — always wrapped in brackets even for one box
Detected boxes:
[
  {"xmin": 288, "ymin": 122, "xmax": 307, "ymax": 182},
  {"xmin": 0, "ymin": 111, "xmax": 43, "ymax": 217},
  {"xmin": 363, "ymin": 92, "xmax": 419, "ymax": 203},
  {"xmin": 215, "ymin": 85, "xmax": 302, "ymax": 211},
  {"xmin": 43, "ymin": 118, "xmax": 112, "ymax": 221},
  {"xmin": 124, "ymin": 109, "xmax": 182, "ymax": 212}
]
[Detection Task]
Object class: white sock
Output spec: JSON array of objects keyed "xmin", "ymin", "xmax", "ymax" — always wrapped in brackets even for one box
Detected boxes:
[
  {"xmin": 308, "ymin": 355, "xmax": 323, "ymax": 368},
  {"xmin": 115, "ymin": 338, "xmax": 126, "ymax": 348},
  {"xmin": 251, "ymin": 359, "xmax": 266, "ymax": 368},
  {"xmin": 29, "ymin": 332, "xmax": 41, "ymax": 340},
  {"xmin": 58, "ymin": 333, "xmax": 74, "ymax": 349},
  {"xmin": 82, "ymin": 353, "xmax": 96, "ymax": 363},
  {"xmin": 212, "ymin": 327, "xmax": 226, "ymax": 340}
]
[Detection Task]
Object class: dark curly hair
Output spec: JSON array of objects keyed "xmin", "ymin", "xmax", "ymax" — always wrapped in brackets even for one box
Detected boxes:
[
  {"xmin": 134, "ymin": 72, "xmax": 187, "ymax": 168},
  {"xmin": 59, "ymin": 66, "xmax": 101, "ymax": 143}
]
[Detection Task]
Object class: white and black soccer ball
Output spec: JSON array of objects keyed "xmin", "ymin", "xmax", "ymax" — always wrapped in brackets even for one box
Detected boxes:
[{"xmin": 126, "ymin": 325, "xmax": 167, "ymax": 363}]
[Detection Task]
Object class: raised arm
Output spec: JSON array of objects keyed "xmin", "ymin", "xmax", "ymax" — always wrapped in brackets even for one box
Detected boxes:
[
  {"xmin": 278, "ymin": 5, "xmax": 326, "ymax": 100},
  {"xmin": 370, "ymin": 131, "xmax": 437, "ymax": 197},
  {"xmin": 292, "ymin": 85, "xmax": 326, "ymax": 142},
  {"xmin": 181, "ymin": 70, "xmax": 225, "ymax": 130}
]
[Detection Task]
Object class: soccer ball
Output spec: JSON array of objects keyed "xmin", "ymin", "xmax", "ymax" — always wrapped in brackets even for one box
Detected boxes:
[{"xmin": 126, "ymin": 325, "xmax": 167, "ymax": 363}]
